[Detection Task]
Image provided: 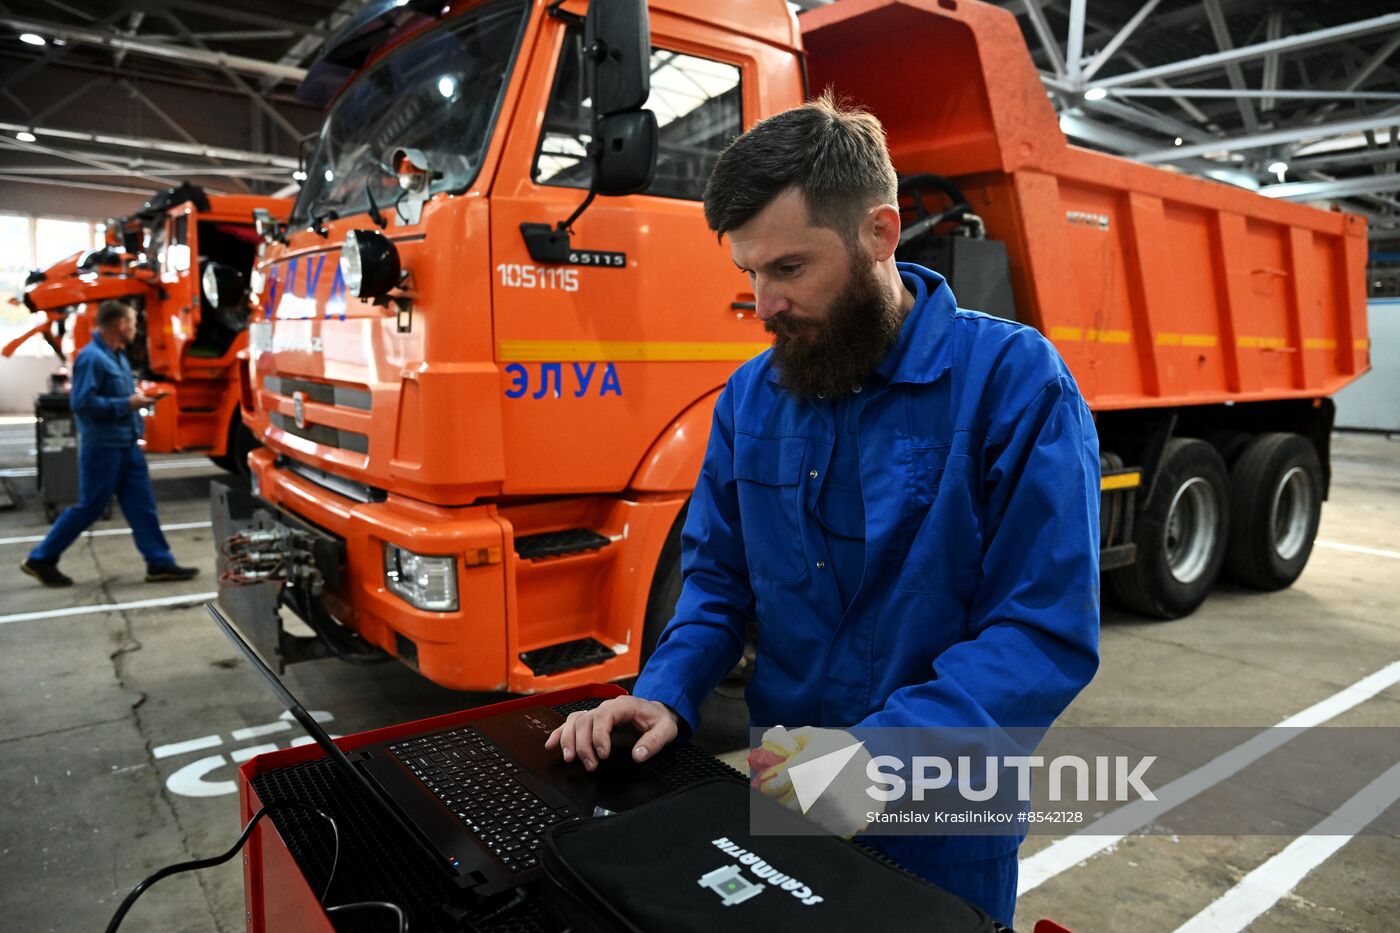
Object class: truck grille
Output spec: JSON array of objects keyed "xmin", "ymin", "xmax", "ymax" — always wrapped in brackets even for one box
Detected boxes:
[
  {"xmin": 263, "ymin": 374, "xmax": 372, "ymax": 455},
  {"xmin": 270, "ymin": 413, "xmax": 369, "ymax": 454},
  {"xmin": 263, "ymin": 375, "xmax": 371, "ymax": 410}
]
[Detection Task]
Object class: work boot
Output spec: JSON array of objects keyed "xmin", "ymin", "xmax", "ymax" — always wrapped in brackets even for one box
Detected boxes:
[
  {"xmin": 145, "ymin": 563, "xmax": 200, "ymax": 583},
  {"xmin": 21, "ymin": 559, "xmax": 74, "ymax": 587}
]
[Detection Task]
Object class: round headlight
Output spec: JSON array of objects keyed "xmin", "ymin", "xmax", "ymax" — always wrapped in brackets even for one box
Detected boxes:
[
  {"xmin": 201, "ymin": 262, "xmax": 245, "ymax": 309},
  {"xmin": 339, "ymin": 229, "xmax": 400, "ymax": 300},
  {"xmin": 202, "ymin": 262, "xmax": 220, "ymax": 308},
  {"xmin": 340, "ymin": 233, "xmax": 363, "ymax": 295}
]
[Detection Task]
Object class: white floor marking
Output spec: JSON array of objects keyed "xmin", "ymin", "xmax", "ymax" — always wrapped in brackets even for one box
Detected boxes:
[
  {"xmin": 153, "ymin": 713, "xmax": 339, "ymax": 796},
  {"xmin": 231, "ymin": 721, "xmax": 292, "ymax": 741},
  {"xmin": 0, "ymin": 591, "xmax": 218, "ymax": 625},
  {"xmin": 1172, "ymin": 760, "xmax": 1400, "ymax": 933},
  {"xmin": 1316, "ymin": 539, "xmax": 1400, "ymax": 561},
  {"xmin": 1018, "ymin": 660, "xmax": 1400, "ymax": 895},
  {"xmin": 230, "ymin": 743, "xmax": 279, "ymax": 763},
  {"xmin": 0, "ymin": 520, "xmax": 212, "ymax": 546},
  {"xmin": 0, "ymin": 457, "xmax": 216, "ymax": 478},
  {"xmin": 280, "ymin": 709, "xmax": 335, "ymax": 724},
  {"xmin": 165, "ymin": 755, "xmax": 235, "ymax": 798},
  {"xmin": 152, "ymin": 734, "xmax": 221, "ymax": 759}
]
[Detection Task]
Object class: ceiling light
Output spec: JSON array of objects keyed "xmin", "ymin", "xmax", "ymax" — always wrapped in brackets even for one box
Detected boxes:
[
  {"xmin": 437, "ymin": 75, "xmax": 456, "ymax": 98},
  {"xmin": 292, "ymin": 169, "xmax": 307, "ymax": 182},
  {"xmin": 16, "ymin": 131, "xmax": 36, "ymax": 143},
  {"xmin": 1174, "ymin": 137, "xmax": 1183, "ymax": 146},
  {"xmin": 19, "ymin": 33, "xmax": 46, "ymax": 46},
  {"xmin": 1267, "ymin": 161, "xmax": 1288, "ymax": 175},
  {"xmin": 1083, "ymin": 87, "xmax": 1107, "ymax": 101}
]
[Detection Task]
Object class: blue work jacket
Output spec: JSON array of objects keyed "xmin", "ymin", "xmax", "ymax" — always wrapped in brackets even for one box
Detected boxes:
[
  {"xmin": 634, "ymin": 263, "xmax": 1101, "ymax": 861},
  {"xmin": 71, "ymin": 334, "xmax": 143, "ymax": 448}
]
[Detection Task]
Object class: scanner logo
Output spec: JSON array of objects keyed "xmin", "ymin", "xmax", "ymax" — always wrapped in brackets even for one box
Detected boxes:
[
  {"xmin": 707, "ymin": 838, "xmax": 825, "ymax": 906},
  {"xmin": 698, "ymin": 865, "xmax": 764, "ymax": 906}
]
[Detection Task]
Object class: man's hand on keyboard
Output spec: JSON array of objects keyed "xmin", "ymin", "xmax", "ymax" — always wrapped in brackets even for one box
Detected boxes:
[{"xmin": 545, "ymin": 697, "xmax": 679, "ymax": 771}]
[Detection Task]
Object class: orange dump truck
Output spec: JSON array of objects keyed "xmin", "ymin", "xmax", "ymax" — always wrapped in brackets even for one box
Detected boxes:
[
  {"xmin": 11, "ymin": 184, "xmax": 291, "ymax": 473},
  {"xmin": 213, "ymin": 0, "xmax": 1367, "ymax": 708}
]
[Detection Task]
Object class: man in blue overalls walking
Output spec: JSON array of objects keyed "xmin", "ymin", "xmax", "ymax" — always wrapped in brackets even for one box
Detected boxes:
[
  {"xmin": 21, "ymin": 300, "xmax": 199, "ymax": 587},
  {"xmin": 547, "ymin": 94, "xmax": 1100, "ymax": 926}
]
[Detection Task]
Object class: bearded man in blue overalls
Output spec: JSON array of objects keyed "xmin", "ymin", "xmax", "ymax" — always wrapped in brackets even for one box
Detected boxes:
[{"xmin": 547, "ymin": 93, "xmax": 1101, "ymax": 927}]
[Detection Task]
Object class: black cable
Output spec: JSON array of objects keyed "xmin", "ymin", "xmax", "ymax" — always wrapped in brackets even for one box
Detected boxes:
[
  {"xmin": 104, "ymin": 801, "xmax": 338, "ymax": 933},
  {"xmin": 282, "ymin": 584, "xmax": 390, "ymax": 665},
  {"xmin": 468, "ymin": 887, "xmax": 528, "ymax": 926},
  {"xmin": 327, "ymin": 900, "xmax": 409, "ymax": 932}
]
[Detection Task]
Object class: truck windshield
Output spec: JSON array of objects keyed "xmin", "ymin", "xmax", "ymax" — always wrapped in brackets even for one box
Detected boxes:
[{"xmin": 292, "ymin": 0, "xmax": 527, "ymax": 227}]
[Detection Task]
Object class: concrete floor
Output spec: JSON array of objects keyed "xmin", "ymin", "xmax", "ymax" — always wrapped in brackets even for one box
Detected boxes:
[{"xmin": 0, "ymin": 423, "xmax": 1396, "ymax": 932}]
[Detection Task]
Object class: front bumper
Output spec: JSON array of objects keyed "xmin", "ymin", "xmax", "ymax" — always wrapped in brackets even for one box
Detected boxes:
[{"xmin": 218, "ymin": 448, "xmax": 512, "ymax": 691}]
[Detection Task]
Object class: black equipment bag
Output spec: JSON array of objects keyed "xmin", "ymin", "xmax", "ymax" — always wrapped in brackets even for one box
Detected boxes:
[{"xmin": 541, "ymin": 777, "xmax": 999, "ymax": 933}]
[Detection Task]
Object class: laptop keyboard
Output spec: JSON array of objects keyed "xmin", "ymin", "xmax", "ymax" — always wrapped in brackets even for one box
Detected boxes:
[{"xmin": 388, "ymin": 727, "xmax": 576, "ymax": 873}]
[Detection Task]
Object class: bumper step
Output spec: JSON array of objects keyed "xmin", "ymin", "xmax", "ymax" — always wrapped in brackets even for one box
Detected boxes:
[
  {"xmin": 519, "ymin": 637, "xmax": 616, "ymax": 676},
  {"xmin": 515, "ymin": 528, "xmax": 610, "ymax": 560}
]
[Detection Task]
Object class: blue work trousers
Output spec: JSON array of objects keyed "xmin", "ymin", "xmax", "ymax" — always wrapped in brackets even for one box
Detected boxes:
[
  {"xmin": 29, "ymin": 444, "xmax": 174, "ymax": 567},
  {"xmin": 926, "ymin": 850, "xmax": 1018, "ymax": 928}
]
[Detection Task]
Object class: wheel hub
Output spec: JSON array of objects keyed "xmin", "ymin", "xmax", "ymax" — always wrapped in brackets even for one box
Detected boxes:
[
  {"xmin": 1270, "ymin": 466, "xmax": 1313, "ymax": 561},
  {"xmin": 1163, "ymin": 476, "xmax": 1219, "ymax": 584}
]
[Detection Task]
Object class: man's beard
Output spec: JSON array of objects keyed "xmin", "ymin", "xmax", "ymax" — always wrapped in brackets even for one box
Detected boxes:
[{"xmin": 766, "ymin": 251, "xmax": 904, "ymax": 400}]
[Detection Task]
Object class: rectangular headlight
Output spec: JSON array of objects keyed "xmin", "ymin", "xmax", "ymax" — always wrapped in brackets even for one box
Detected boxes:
[{"xmin": 384, "ymin": 543, "xmax": 458, "ymax": 612}]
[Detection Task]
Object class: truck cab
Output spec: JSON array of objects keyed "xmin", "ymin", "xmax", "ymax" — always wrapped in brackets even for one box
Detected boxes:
[
  {"xmin": 13, "ymin": 184, "xmax": 291, "ymax": 470},
  {"xmin": 231, "ymin": 0, "xmax": 799, "ymax": 695}
]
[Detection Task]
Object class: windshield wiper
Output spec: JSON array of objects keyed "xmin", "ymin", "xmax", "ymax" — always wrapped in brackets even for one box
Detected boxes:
[
  {"xmin": 311, "ymin": 209, "xmax": 339, "ymax": 238},
  {"xmin": 365, "ymin": 181, "xmax": 387, "ymax": 229}
]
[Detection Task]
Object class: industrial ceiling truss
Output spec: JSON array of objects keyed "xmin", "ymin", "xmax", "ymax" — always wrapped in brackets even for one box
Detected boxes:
[{"xmin": 0, "ymin": 0, "xmax": 353, "ymax": 199}]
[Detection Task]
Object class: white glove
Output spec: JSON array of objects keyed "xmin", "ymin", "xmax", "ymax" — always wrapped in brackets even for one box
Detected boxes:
[{"xmin": 748, "ymin": 725, "xmax": 884, "ymax": 837}]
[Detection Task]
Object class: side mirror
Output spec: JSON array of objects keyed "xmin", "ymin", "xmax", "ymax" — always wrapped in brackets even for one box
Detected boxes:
[
  {"xmin": 593, "ymin": 110, "xmax": 658, "ymax": 196},
  {"xmin": 520, "ymin": 0, "xmax": 656, "ymax": 263},
  {"xmin": 122, "ymin": 223, "xmax": 143, "ymax": 255},
  {"xmin": 586, "ymin": 0, "xmax": 650, "ymax": 116},
  {"xmin": 252, "ymin": 208, "xmax": 283, "ymax": 243},
  {"xmin": 202, "ymin": 262, "xmax": 246, "ymax": 310}
]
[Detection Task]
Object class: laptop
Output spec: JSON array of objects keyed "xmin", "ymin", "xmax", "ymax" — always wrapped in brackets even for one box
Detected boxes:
[{"xmin": 206, "ymin": 603, "xmax": 671, "ymax": 898}]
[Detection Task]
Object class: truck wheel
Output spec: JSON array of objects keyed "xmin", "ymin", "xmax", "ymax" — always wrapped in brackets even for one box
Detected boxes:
[
  {"xmin": 212, "ymin": 419, "xmax": 259, "ymax": 477},
  {"xmin": 1108, "ymin": 438, "xmax": 1230, "ymax": 619},
  {"xmin": 1224, "ymin": 433, "xmax": 1322, "ymax": 590},
  {"xmin": 640, "ymin": 502, "xmax": 753, "ymax": 750}
]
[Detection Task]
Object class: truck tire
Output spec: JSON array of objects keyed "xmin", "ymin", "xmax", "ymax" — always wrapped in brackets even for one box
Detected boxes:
[
  {"xmin": 210, "ymin": 418, "xmax": 259, "ymax": 477},
  {"xmin": 640, "ymin": 502, "xmax": 754, "ymax": 750},
  {"xmin": 1224, "ymin": 432, "xmax": 1322, "ymax": 591},
  {"xmin": 1108, "ymin": 438, "xmax": 1230, "ymax": 619}
]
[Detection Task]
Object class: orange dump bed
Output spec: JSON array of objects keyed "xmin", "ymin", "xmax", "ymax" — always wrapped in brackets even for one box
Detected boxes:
[{"xmin": 802, "ymin": 0, "xmax": 1369, "ymax": 411}]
